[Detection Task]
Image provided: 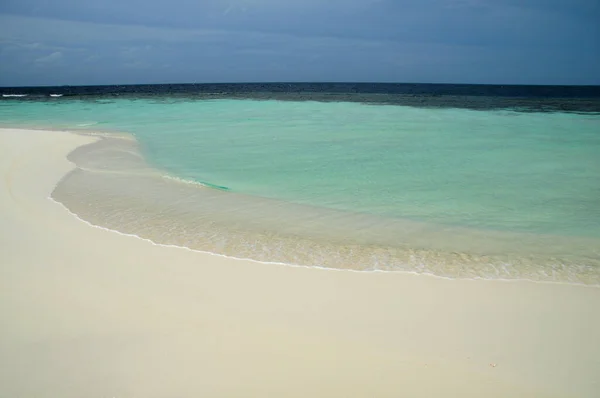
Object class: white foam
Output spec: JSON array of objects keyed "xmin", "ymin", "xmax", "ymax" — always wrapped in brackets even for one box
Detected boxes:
[
  {"xmin": 162, "ymin": 174, "xmax": 208, "ymax": 187},
  {"xmin": 47, "ymin": 194, "xmax": 449, "ymax": 277},
  {"xmin": 47, "ymin": 195, "xmax": 597, "ymax": 288},
  {"xmin": 50, "ymin": 94, "xmax": 63, "ymax": 97},
  {"xmin": 2, "ymin": 94, "xmax": 28, "ymax": 97}
]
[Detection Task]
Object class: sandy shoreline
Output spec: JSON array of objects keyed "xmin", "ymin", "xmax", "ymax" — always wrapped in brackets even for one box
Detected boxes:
[{"xmin": 1, "ymin": 127, "xmax": 599, "ymax": 397}]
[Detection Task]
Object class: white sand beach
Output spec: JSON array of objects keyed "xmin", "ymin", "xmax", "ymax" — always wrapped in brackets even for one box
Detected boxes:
[{"xmin": 1, "ymin": 127, "xmax": 599, "ymax": 397}]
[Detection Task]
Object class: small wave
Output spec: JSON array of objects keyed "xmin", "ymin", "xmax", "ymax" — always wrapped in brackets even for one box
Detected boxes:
[
  {"xmin": 72, "ymin": 130, "xmax": 136, "ymax": 142},
  {"xmin": 201, "ymin": 181, "xmax": 230, "ymax": 191},
  {"xmin": 162, "ymin": 174, "xmax": 229, "ymax": 190},
  {"xmin": 50, "ymin": 94, "xmax": 63, "ymax": 97},
  {"xmin": 2, "ymin": 94, "xmax": 28, "ymax": 97},
  {"xmin": 48, "ymin": 195, "xmax": 598, "ymax": 288},
  {"xmin": 76, "ymin": 122, "xmax": 98, "ymax": 127}
]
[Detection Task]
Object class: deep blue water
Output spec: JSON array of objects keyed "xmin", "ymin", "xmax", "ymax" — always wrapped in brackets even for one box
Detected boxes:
[{"xmin": 2, "ymin": 82, "xmax": 600, "ymax": 113}]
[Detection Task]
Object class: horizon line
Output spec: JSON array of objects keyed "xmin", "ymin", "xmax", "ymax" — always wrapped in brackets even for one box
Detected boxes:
[{"xmin": 3, "ymin": 81, "xmax": 600, "ymax": 89}]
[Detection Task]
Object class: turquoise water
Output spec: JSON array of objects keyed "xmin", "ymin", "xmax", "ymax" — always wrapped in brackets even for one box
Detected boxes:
[
  {"xmin": 3, "ymin": 98, "xmax": 599, "ymax": 236},
  {"xmin": 2, "ymin": 98, "xmax": 600, "ymax": 283}
]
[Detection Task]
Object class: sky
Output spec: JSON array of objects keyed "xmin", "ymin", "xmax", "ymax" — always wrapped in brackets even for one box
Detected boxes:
[{"xmin": 0, "ymin": 0, "xmax": 599, "ymax": 86}]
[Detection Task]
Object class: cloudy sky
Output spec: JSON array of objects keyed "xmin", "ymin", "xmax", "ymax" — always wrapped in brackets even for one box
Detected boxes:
[{"xmin": 0, "ymin": 0, "xmax": 598, "ymax": 86}]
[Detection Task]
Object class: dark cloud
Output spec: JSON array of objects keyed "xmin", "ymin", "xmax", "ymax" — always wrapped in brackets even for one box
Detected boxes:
[{"xmin": 0, "ymin": 1, "xmax": 598, "ymax": 85}]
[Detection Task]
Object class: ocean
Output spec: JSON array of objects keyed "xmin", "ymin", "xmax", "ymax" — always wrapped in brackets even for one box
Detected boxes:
[{"xmin": 2, "ymin": 83, "xmax": 600, "ymax": 284}]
